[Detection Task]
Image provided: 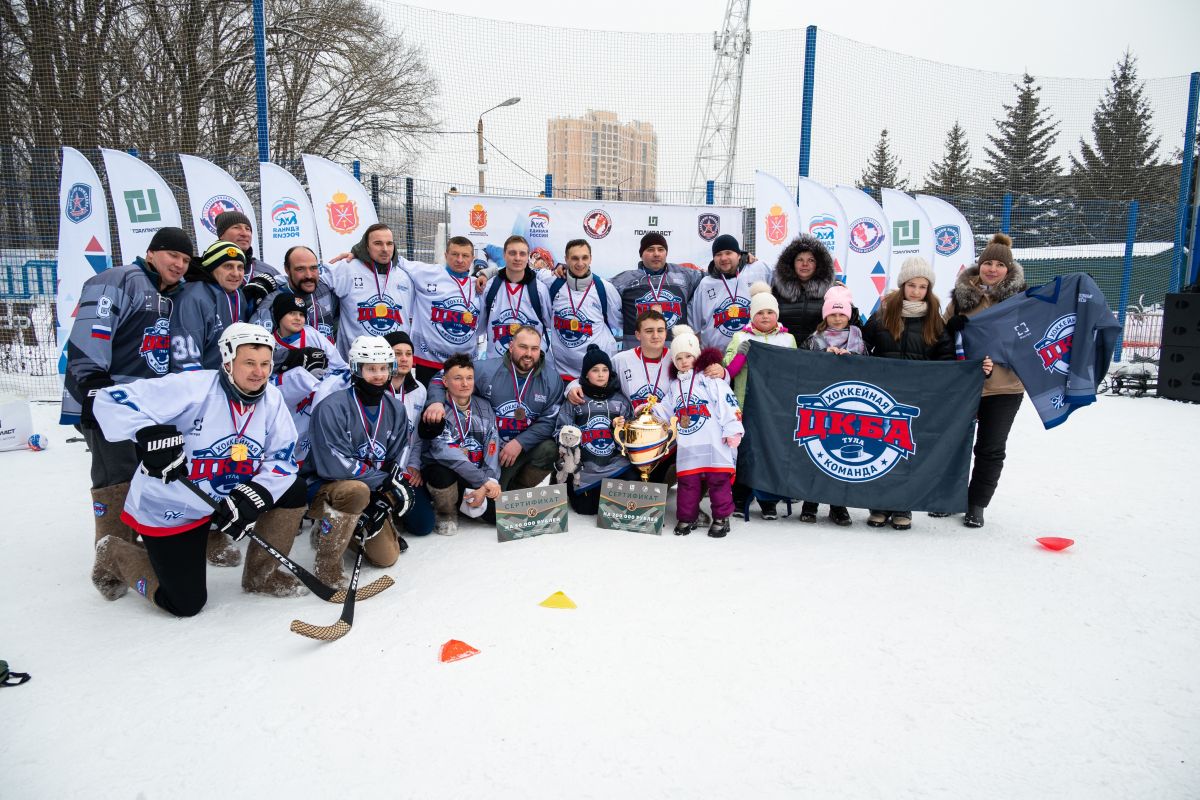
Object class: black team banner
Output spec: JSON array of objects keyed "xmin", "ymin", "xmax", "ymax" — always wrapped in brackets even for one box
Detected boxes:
[{"xmin": 738, "ymin": 345, "xmax": 985, "ymax": 513}]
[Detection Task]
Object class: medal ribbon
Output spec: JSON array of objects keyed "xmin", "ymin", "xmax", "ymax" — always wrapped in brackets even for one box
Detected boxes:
[
  {"xmin": 638, "ymin": 347, "xmax": 665, "ymax": 400},
  {"xmin": 371, "ymin": 260, "xmax": 391, "ymax": 313},
  {"xmin": 647, "ymin": 272, "xmax": 667, "ymax": 303},
  {"xmin": 227, "ymin": 399, "xmax": 256, "ymax": 449},
  {"xmin": 678, "ymin": 370, "xmax": 698, "ymax": 416},
  {"xmin": 451, "ymin": 400, "xmax": 472, "ymax": 444},
  {"xmin": 718, "ymin": 274, "xmax": 741, "ymax": 312},
  {"xmin": 451, "ymin": 270, "xmax": 475, "ymax": 322},
  {"xmin": 274, "ymin": 329, "xmax": 306, "ymax": 350},
  {"xmin": 354, "ymin": 389, "xmax": 385, "ymax": 464},
  {"xmin": 505, "ymin": 280, "xmax": 526, "ymax": 324},
  {"xmin": 225, "ymin": 289, "xmax": 241, "ymax": 324},
  {"xmin": 565, "ymin": 279, "xmax": 593, "ymax": 318},
  {"xmin": 510, "ymin": 360, "xmax": 531, "ymax": 409}
]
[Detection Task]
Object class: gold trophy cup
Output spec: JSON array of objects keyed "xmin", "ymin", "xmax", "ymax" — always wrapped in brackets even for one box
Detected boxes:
[{"xmin": 613, "ymin": 395, "xmax": 678, "ymax": 482}]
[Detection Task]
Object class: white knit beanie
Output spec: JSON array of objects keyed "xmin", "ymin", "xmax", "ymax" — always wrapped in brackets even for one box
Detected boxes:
[
  {"xmin": 896, "ymin": 256, "xmax": 936, "ymax": 289},
  {"xmin": 748, "ymin": 281, "xmax": 778, "ymax": 316},
  {"xmin": 670, "ymin": 324, "xmax": 701, "ymax": 364}
]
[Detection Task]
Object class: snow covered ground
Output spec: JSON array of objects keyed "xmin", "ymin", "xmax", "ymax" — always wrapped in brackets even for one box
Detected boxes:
[{"xmin": 2, "ymin": 397, "xmax": 1198, "ymax": 799}]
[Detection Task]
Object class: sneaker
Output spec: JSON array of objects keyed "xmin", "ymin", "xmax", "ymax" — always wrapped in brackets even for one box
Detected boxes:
[
  {"xmin": 829, "ymin": 506, "xmax": 852, "ymax": 527},
  {"xmin": 799, "ymin": 502, "xmax": 818, "ymax": 523},
  {"xmin": 963, "ymin": 505, "xmax": 985, "ymax": 528},
  {"xmin": 890, "ymin": 513, "xmax": 912, "ymax": 531},
  {"xmin": 707, "ymin": 517, "xmax": 730, "ymax": 538},
  {"xmin": 759, "ymin": 501, "xmax": 778, "ymax": 521},
  {"xmin": 674, "ymin": 520, "xmax": 696, "ymax": 536},
  {"xmin": 867, "ymin": 510, "xmax": 890, "ymax": 527}
]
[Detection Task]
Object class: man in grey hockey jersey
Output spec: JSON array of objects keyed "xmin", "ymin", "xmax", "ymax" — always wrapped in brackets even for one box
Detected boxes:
[
  {"xmin": 611, "ymin": 232, "xmax": 703, "ymax": 348},
  {"xmin": 61, "ymin": 225, "xmax": 193, "ymax": 597}
]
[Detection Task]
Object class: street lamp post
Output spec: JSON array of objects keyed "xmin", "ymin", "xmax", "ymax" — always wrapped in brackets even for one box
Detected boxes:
[{"xmin": 477, "ymin": 97, "xmax": 521, "ymax": 194}]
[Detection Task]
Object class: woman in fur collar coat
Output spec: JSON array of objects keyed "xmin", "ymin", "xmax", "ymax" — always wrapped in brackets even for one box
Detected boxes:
[
  {"xmin": 770, "ymin": 235, "xmax": 849, "ymax": 343},
  {"xmin": 943, "ymin": 233, "xmax": 1026, "ymax": 529}
]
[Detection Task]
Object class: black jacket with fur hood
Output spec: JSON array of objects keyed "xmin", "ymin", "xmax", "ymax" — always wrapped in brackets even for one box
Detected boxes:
[{"xmin": 771, "ymin": 235, "xmax": 843, "ymax": 341}]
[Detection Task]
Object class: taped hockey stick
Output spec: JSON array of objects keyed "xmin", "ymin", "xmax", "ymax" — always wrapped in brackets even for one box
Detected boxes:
[
  {"xmin": 289, "ymin": 527, "xmax": 365, "ymax": 641},
  {"xmin": 180, "ymin": 477, "xmax": 393, "ymax": 603}
]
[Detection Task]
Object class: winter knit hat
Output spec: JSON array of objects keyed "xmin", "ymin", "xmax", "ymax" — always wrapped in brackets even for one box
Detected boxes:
[
  {"xmin": 711, "ymin": 234, "xmax": 743, "ymax": 256},
  {"xmin": 147, "ymin": 226, "xmax": 194, "ymax": 257},
  {"xmin": 581, "ymin": 343, "xmax": 612, "ymax": 376},
  {"xmin": 977, "ymin": 232, "xmax": 1014, "ymax": 268},
  {"xmin": 215, "ymin": 210, "xmax": 253, "ymax": 238},
  {"xmin": 271, "ymin": 292, "xmax": 310, "ymax": 329},
  {"xmin": 384, "ymin": 331, "xmax": 413, "ymax": 349},
  {"xmin": 199, "ymin": 240, "xmax": 247, "ymax": 273},
  {"xmin": 821, "ymin": 285, "xmax": 854, "ymax": 319},
  {"xmin": 669, "ymin": 324, "xmax": 701, "ymax": 365},
  {"xmin": 896, "ymin": 256, "xmax": 936, "ymax": 289},
  {"xmin": 639, "ymin": 232, "xmax": 668, "ymax": 254},
  {"xmin": 748, "ymin": 281, "xmax": 778, "ymax": 316}
]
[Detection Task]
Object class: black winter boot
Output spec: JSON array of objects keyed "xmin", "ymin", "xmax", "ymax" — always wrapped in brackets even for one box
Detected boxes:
[
  {"xmin": 829, "ymin": 506, "xmax": 852, "ymax": 527},
  {"xmin": 674, "ymin": 519, "xmax": 695, "ymax": 536},
  {"xmin": 707, "ymin": 517, "xmax": 730, "ymax": 538},
  {"xmin": 799, "ymin": 502, "xmax": 818, "ymax": 523},
  {"xmin": 759, "ymin": 501, "xmax": 778, "ymax": 520},
  {"xmin": 963, "ymin": 505, "xmax": 985, "ymax": 528}
]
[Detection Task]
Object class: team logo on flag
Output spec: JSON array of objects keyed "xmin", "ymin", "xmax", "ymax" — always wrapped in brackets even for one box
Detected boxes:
[
  {"xmin": 808, "ymin": 215, "xmax": 838, "ymax": 249},
  {"xmin": 327, "ymin": 192, "xmax": 359, "ymax": 234},
  {"xmin": 356, "ymin": 294, "xmax": 402, "ymax": 333},
  {"xmin": 138, "ymin": 318, "xmax": 172, "ymax": 375},
  {"xmin": 271, "ymin": 198, "xmax": 301, "ymax": 240},
  {"xmin": 583, "ymin": 209, "xmax": 612, "ymax": 240},
  {"xmin": 848, "ymin": 218, "xmax": 884, "ymax": 254},
  {"xmin": 1035, "ymin": 314, "xmax": 1075, "ymax": 376},
  {"xmin": 469, "ymin": 204, "xmax": 488, "ymax": 230},
  {"xmin": 765, "ymin": 205, "xmax": 788, "ymax": 245},
  {"xmin": 793, "ymin": 381, "xmax": 920, "ymax": 483},
  {"xmin": 934, "ymin": 225, "xmax": 961, "ymax": 256},
  {"xmin": 553, "ymin": 309, "xmax": 595, "ymax": 347},
  {"xmin": 200, "ymin": 195, "xmax": 242, "ymax": 235},
  {"xmin": 697, "ymin": 213, "xmax": 720, "ymax": 242},
  {"xmin": 66, "ymin": 183, "xmax": 92, "ymax": 223},
  {"xmin": 431, "ymin": 298, "xmax": 478, "ymax": 345}
]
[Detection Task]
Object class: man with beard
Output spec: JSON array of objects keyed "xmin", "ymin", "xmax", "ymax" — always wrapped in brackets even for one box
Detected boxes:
[
  {"xmin": 250, "ymin": 245, "xmax": 341, "ymax": 344},
  {"xmin": 611, "ymin": 232, "xmax": 702, "ymax": 348},
  {"xmin": 326, "ymin": 223, "xmax": 414, "ymax": 360},
  {"xmin": 423, "ymin": 325, "xmax": 562, "ymax": 490}
]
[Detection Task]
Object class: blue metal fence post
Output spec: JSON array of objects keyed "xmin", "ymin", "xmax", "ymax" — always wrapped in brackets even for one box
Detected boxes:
[
  {"xmin": 405, "ymin": 178, "xmax": 415, "ymax": 260},
  {"xmin": 126, "ymin": 148, "xmax": 138, "ymax": 157},
  {"xmin": 352, "ymin": 160, "xmax": 361, "ymax": 181},
  {"xmin": 797, "ymin": 25, "xmax": 817, "ymax": 193},
  {"xmin": 1114, "ymin": 200, "xmax": 1139, "ymax": 363},
  {"xmin": 370, "ymin": 175, "xmax": 379, "ymax": 209},
  {"xmin": 1001, "ymin": 193, "xmax": 1013, "ymax": 235},
  {"xmin": 251, "ymin": 0, "xmax": 270, "ymax": 162},
  {"xmin": 1172, "ymin": 72, "xmax": 1199, "ymax": 292},
  {"xmin": 706, "ymin": 180, "xmax": 715, "ymax": 205},
  {"xmin": 544, "ymin": 174, "xmax": 553, "ymax": 198}
]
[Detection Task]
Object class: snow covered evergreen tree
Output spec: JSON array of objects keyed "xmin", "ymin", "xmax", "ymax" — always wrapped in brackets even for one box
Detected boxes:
[
  {"xmin": 924, "ymin": 122, "xmax": 974, "ymax": 196},
  {"xmin": 858, "ymin": 129, "xmax": 908, "ymax": 192}
]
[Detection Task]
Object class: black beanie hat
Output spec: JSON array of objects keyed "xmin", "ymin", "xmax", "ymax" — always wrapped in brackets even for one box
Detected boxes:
[
  {"xmin": 711, "ymin": 234, "xmax": 743, "ymax": 256},
  {"xmin": 215, "ymin": 210, "xmax": 253, "ymax": 238},
  {"xmin": 639, "ymin": 232, "xmax": 668, "ymax": 254},
  {"xmin": 198, "ymin": 240, "xmax": 247, "ymax": 273},
  {"xmin": 384, "ymin": 331, "xmax": 413, "ymax": 349},
  {"xmin": 581, "ymin": 344, "xmax": 612, "ymax": 376},
  {"xmin": 147, "ymin": 226, "xmax": 194, "ymax": 257},
  {"xmin": 271, "ymin": 292, "xmax": 310, "ymax": 329}
]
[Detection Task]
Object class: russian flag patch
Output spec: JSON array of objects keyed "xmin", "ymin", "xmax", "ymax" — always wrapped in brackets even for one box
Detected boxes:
[
  {"xmin": 271, "ymin": 465, "xmax": 291, "ymax": 476},
  {"xmin": 91, "ymin": 325, "xmax": 112, "ymax": 340}
]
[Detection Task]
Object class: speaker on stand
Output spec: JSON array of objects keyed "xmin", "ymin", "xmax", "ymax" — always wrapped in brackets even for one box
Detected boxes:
[{"xmin": 1158, "ymin": 293, "xmax": 1200, "ymax": 402}]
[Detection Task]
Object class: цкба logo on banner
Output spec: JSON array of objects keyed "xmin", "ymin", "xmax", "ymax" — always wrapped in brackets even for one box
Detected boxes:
[{"xmin": 793, "ymin": 381, "xmax": 919, "ymax": 482}]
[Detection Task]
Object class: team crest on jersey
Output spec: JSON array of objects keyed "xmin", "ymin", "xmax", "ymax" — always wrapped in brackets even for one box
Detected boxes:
[
  {"xmin": 201, "ymin": 195, "xmax": 241, "ymax": 235},
  {"xmin": 584, "ymin": 209, "xmax": 612, "ymax": 240},
  {"xmin": 327, "ymin": 192, "xmax": 359, "ymax": 234},
  {"xmin": 697, "ymin": 213, "xmax": 720, "ymax": 242},
  {"xmin": 189, "ymin": 436, "xmax": 264, "ymax": 494},
  {"xmin": 430, "ymin": 297, "xmax": 478, "ymax": 345},
  {"xmin": 934, "ymin": 225, "xmax": 961, "ymax": 256},
  {"xmin": 66, "ymin": 183, "xmax": 92, "ymax": 223},
  {"xmin": 674, "ymin": 398, "xmax": 712, "ymax": 433},
  {"xmin": 139, "ymin": 318, "xmax": 171, "ymax": 375},
  {"xmin": 459, "ymin": 434, "xmax": 485, "ymax": 464},
  {"xmin": 552, "ymin": 309, "xmax": 595, "ymax": 347},
  {"xmin": 848, "ymin": 218, "xmax": 884, "ymax": 254},
  {"xmin": 765, "ymin": 205, "xmax": 788, "ymax": 245},
  {"xmin": 356, "ymin": 294, "xmax": 403, "ymax": 333},
  {"xmin": 495, "ymin": 400, "xmax": 533, "ymax": 437},
  {"xmin": 809, "ymin": 215, "xmax": 838, "ymax": 249},
  {"xmin": 633, "ymin": 288, "xmax": 684, "ymax": 329},
  {"xmin": 316, "ymin": 322, "xmax": 335, "ymax": 343},
  {"xmin": 490, "ymin": 309, "xmax": 537, "ymax": 353},
  {"xmin": 629, "ymin": 384, "xmax": 665, "ymax": 410},
  {"xmin": 1035, "ymin": 314, "xmax": 1074, "ymax": 376},
  {"xmin": 580, "ymin": 414, "xmax": 616, "ymax": 456},
  {"xmin": 711, "ymin": 297, "xmax": 749, "ymax": 335},
  {"xmin": 794, "ymin": 381, "xmax": 919, "ymax": 483},
  {"xmin": 355, "ymin": 439, "xmax": 389, "ymax": 467}
]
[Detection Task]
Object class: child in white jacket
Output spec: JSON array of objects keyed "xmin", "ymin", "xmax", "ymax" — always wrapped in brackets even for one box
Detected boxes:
[{"xmin": 653, "ymin": 325, "xmax": 744, "ymax": 538}]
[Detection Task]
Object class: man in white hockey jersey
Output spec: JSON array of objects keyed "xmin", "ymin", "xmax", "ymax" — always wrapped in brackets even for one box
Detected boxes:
[
  {"xmin": 477, "ymin": 235, "xmax": 552, "ymax": 360},
  {"xmin": 326, "ymin": 223, "xmax": 414, "ymax": 360},
  {"xmin": 544, "ymin": 238, "xmax": 622, "ymax": 382},
  {"xmin": 91, "ymin": 323, "xmax": 310, "ymax": 616},
  {"xmin": 690, "ymin": 234, "xmax": 771, "ymax": 351}
]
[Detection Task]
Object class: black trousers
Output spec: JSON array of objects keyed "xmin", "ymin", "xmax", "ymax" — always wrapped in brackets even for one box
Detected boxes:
[
  {"xmin": 413, "ymin": 363, "xmax": 440, "ymax": 389},
  {"xmin": 567, "ymin": 467, "xmax": 639, "ymax": 515},
  {"xmin": 423, "ymin": 462, "xmax": 496, "ymax": 523},
  {"xmin": 968, "ymin": 393, "xmax": 1023, "ymax": 508},
  {"xmin": 81, "ymin": 425, "xmax": 138, "ymax": 490}
]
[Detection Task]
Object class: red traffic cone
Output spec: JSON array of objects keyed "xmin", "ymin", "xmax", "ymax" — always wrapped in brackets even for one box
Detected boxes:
[
  {"xmin": 440, "ymin": 639, "xmax": 480, "ymax": 663},
  {"xmin": 1036, "ymin": 537, "xmax": 1075, "ymax": 551}
]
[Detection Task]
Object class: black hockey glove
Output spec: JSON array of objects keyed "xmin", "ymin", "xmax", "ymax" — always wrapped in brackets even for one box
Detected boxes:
[
  {"xmin": 381, "ymin": 463, "xmax": 417, "ymax": 518},
  {"xmin": 135, "ymin": 424, "xmax": 188, "ymax": 483},
  {"xmin": 361, "ymin": 491, "xmax": 393, "ymax": 540},
  {"xmin": 945, "ymin": 314, "xmax": 969, "ymax": 334},
  {"xmin": 209, "ymin": 481, "xmax": 274, "ymax": 541},
  {"xmin": 243, "ymin": 274, "xmax": 279, "ymax": 305},
  {"xmin": 279, "ymin": 347, "xmax": 328, "ymax": 375},
  {"xmin": 78, "ymin": 374, "xmax": 115, "ymax": 430}
]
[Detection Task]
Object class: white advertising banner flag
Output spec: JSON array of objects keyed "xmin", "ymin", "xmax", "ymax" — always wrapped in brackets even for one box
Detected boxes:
[
  {"xmin": 753, "ymin": 170, "xmax": 801, "ymax": 269},
  {"xmin": 260, "ymin": 162, "xmax": 322, "ymax": 266},
  {"xmin": 56, "ymin": 147, "xmax": 113, "ymax": 362},
  {"xmin": 796, "ymin": 177, "xmax": 851, "ymax": 284},
  {"xmin": 447, "ymin": 194, "xmax": 744, "ymax": 280},
  {"xmin": 101, "ymin": 148, "xmax": 183, "ymax": 264},
  {"xmin": 302, "ymin": 154, "xmax": 378, "ymax": 258},
  {"xmin": 178, "ymin": 154, "xmax": 258, "ymax": 255},
  {"xmin": 914, "ymin": 194, "xmax": 976, "ymax": 303},
  {"xmin": 832, "ymin": 186, "xmax": 892, "ymax": 319},
  {"xmin": 882, "ymin": 188, "xmax": 934, "ymax": 276}
]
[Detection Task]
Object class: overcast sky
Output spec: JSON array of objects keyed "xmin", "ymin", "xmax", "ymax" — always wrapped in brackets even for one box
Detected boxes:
[{"xmin": 397, "ymin": 0, "xmax": 1198, "ymax": 79}]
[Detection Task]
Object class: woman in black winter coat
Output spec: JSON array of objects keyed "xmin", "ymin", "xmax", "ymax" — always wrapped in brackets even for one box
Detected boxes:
[
  {"xmin": 861, "ymin": 256, "xmax": 952, "ymax": 531},
  {"xmin": 770, "ymin": 235, "xmax": 845, "ymax": 343}
]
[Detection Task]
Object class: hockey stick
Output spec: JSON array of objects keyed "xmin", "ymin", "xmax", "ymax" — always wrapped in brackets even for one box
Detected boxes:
[
  {"xmin": 179, "ymin": 477, "xmax": 393, "ymax": 603},
  {"xmin": 289, "ymin": 527, "xmax": 365, "ymax": 641}
]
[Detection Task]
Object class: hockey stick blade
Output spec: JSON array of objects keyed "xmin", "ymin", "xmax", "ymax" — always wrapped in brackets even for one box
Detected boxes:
[{"xmin": 290, "ymin": 535, "xmax": 363, "ymax": 642}]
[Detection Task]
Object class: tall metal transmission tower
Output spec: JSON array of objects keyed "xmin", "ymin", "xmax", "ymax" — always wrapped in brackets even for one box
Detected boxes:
[{"xmin": 690, "ymin": 0, "xmax": 751, "ymax": 204}]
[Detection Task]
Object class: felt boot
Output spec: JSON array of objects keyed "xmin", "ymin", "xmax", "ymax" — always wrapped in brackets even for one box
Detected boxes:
[
  {"xmin": 242, "ymin": 506, "xmax": 306, "ymax": 597},
  {"xmin": 428, "ymin": 484, "xmax": 460, "ymax": 536},
  {"xmin": 206, "ymin": 530, "xmax": 242, "ymax": 567},
  {"xmin": 312, "ymin": 508, "xmax": 358, "ymax": 588},
  {"xmin": 94, "ymin": 534, "xmax": 158, "ymax": 602},
  {"xmin": 90, "ymin": 483, "xmax": 139, "ymax": 596}
]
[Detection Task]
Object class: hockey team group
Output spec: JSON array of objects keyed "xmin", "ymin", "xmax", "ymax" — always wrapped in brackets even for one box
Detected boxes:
[{"xmin": 64, "ymin": 208, "xmax": 1034, "ymax": 618}]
